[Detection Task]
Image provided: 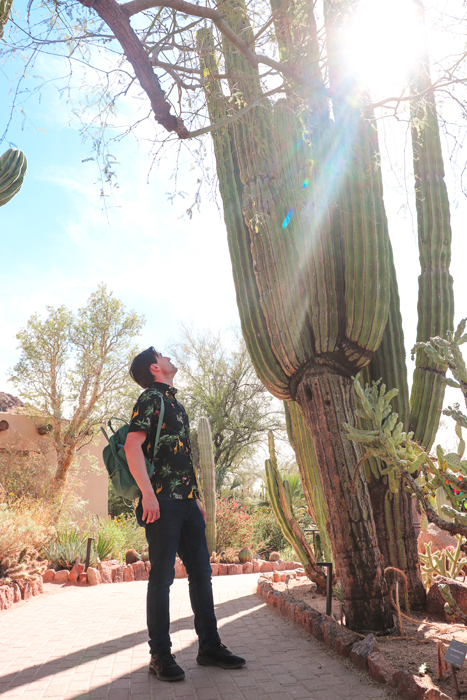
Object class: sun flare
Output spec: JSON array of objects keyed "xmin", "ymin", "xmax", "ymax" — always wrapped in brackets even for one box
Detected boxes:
[{"xmin": 344, "ymin": 0, "xmax": 423, "ymax": 94}]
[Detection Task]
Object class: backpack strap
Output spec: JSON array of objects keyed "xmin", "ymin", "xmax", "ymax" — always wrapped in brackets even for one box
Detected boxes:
[{"xmin": 150, "ymin": 390, "xmax": 165, "ymax": 463}]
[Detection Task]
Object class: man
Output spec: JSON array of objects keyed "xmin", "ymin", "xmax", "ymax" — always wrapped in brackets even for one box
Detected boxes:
[{"xmin": 125, "ymin": 346, "xmax": 245, "ymax": 682}]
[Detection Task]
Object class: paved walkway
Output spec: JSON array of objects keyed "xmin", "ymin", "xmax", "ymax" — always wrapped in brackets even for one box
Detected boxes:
[{"xmin": 0, "ymin": 574, "xmax": 397, "ymax": 700}]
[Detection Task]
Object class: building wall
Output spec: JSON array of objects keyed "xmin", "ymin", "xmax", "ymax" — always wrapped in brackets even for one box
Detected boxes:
[{"xmin": 0, "ymin": 412, "xmax": 108, "ymax": 520}]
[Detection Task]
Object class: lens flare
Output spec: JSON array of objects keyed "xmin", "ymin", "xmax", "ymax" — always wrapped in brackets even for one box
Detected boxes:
[{"xmin": 282, "ymin": 210, "xmax": 294, "ymax": 229}]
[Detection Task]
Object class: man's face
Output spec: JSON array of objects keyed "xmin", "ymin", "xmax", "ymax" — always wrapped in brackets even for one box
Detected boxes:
[{"xmin": 154, "ymin": 354, "xmax": 177, "ymax": 377}]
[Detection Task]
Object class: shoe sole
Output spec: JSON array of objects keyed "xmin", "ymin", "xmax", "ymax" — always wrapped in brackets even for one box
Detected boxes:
[
  {"xmin": 196, "ymin": 657, "xmax": 246, "ymax": 669},
  {"xmin": 149, "ymin": 666, "xmax": 185, "ymax": 681}
]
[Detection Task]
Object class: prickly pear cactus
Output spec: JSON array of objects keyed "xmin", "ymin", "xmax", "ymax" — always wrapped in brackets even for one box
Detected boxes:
[
  {"xmin": 0, "ymin": 148, "xmax": 27, "ymax": 207},
  {"xmin": 197, "ymin": 417, "xmax": 216, "ymax": 555}
]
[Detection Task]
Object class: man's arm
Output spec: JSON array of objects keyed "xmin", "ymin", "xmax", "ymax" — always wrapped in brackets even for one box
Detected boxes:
[{"xmin": 125, "ymin": 431, "xmax": 160, "ymax": 523}]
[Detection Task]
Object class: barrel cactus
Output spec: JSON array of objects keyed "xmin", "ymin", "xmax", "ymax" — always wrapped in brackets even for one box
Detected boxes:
[
  {"xmin": 0, "ymin": 149, "xmax": 27, "ymax": 207},
  {"xmin": 197, "ymin": 417, "xmax": 216, "ymax": 555},
  {"xmin": 268, "ymin": 552, "xmax": 280, "ymax": 563},
  {"xmin": 238, "ymin": 547, "xmax": 253, "ymax": 563}
]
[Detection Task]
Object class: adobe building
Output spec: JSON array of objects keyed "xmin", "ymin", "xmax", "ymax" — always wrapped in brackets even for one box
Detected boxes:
[{"xmin": 0, "ymin": 393, "xmax": 107, "ymax": 519}]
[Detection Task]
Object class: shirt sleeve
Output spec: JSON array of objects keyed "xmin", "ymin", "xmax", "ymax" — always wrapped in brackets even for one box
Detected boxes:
[{"xmin": 128, "ymin": 391, "xmax": 161, "ymax": 434}]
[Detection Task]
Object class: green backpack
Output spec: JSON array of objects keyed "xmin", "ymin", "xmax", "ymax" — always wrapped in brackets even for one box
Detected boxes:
[{"xmin": 101, "ymin": 391, "xmax": 165, "ymax": 501}]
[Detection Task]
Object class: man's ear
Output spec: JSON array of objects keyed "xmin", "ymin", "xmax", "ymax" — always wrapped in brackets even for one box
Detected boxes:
[{"xmin": 150, "ymin": 362, "xmax": 159, "ymax": 377}]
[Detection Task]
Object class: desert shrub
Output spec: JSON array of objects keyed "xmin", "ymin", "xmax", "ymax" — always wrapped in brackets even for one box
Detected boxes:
[
  {"xmin": 0, "ymin": 498, "xmax": 54, "ymax": 569},
  {"xmin": 108, "ymin": 479, "xmax": 134, "ymax": 518},
  {"xmin": 215, "ymin": 497, "xmax": 256, "ymax": 550},
  {"xmin": 251, "ymin": 508, "xmax": 287, "ymax": 559},
  {"xmin": 0, "ymin": 429, "xmax": 55, "ymax": 501},
  {"xmin": 43, "ymin": 526, "xmax": 114, "ymax": 569},
  {"xmin": 90, "ymin": 515, "xmax": 147, "ymax": 562}
]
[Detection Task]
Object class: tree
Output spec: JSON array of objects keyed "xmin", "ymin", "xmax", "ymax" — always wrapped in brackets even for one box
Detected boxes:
[
  {"xmin": 168, "ymin": 325, "xmax": 284, "ymax": 490},
  {"xmin": 1, "ymin": 0, "xmax": 461, "ymax": 630},
  {"xmin": 9, "ymin": 284, "xmax": 144, "ymax": 486}
]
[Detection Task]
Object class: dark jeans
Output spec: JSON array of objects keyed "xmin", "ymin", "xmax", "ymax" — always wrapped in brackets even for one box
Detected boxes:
[{"xmin": 137, "ymin": 498, "xmax": 219, "ymax": 654}]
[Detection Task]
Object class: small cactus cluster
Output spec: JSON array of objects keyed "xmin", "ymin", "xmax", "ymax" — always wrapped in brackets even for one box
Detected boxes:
[
  {"xmin": 0, "ymin": 148, "xmax": 27, "ymax": 207},
  {"xmin": 419, "ymin": 536, "xmax": 467, "ymax": 589},
  {"xmin": 0, "ymin": 552, "xmax": 45, "ymax": 585}
]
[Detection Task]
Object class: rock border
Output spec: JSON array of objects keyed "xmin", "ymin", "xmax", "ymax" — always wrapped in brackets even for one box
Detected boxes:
[
  {"xmin": 0, "ymin": 557, "xmax": 303, "ymax": 613},
  {"xmin": 257, "ymin": 577, "xmax": 453, "ymax": 700},
  {"xmin": 0, "ymin": 576, "xmax": 43, "ymax": 612}
]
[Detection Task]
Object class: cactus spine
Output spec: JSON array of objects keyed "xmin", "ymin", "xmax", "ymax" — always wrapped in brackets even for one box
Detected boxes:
[
  {"xmin": 197, "ymin": 417, "xmax": 216, "ymax": 555},
  {"xmin": 0, "ymin": 149, "xmax": 27, "ymax": 207}
]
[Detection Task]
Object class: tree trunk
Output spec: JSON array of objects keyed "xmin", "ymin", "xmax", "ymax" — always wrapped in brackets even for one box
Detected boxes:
[
  {"xmin": 53, "ymin": 445, "xmax": 76, "ymax": 486},
  {"xmin": 295, "ymin": 367, "xmax": 393, "ymax": 632}
]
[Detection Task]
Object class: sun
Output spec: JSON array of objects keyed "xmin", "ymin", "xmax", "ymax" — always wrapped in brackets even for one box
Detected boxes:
[{"xmin": 343, "ymin": 0, "xmax": 423, "ymax": 95}]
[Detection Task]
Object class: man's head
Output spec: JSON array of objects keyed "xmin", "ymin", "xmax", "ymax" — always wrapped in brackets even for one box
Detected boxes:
[{"xmin": 129, "ymin": 347, "xmax": 177, "ymax": 388}]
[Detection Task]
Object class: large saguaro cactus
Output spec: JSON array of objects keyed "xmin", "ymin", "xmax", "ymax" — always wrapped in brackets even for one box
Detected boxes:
[
  {"xmin": 198, "ymin": 0, "xmax": 453, "ymax": 631},
  {"xmin": 197, "ymin": 417, "xmax": 216, "ymax": 555}
]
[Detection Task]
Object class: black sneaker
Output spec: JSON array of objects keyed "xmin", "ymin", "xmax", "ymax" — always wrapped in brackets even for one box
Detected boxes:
[
  {"xmin": 197, "ymin": 641, "xmax": 246, "ymax": 669},
  {"xmin": 149, "ymin": 649, "xmax": 185, "ymax": 681}
]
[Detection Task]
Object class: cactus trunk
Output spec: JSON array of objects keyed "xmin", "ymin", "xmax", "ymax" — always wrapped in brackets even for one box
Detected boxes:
[{"xmin": 197, "ymin": 417, "xmax": 216, "ymax": 555}]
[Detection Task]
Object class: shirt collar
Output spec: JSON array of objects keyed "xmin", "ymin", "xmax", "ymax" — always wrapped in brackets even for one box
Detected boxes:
[{"xmin": 152, "ymin": 381, "xmax": 177, "ymax": 398}]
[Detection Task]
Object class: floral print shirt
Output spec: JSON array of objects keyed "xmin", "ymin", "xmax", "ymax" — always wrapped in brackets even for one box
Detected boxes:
[{"xmin": 128, "ymin": 382, "xmax": 200, "ymax": 500}]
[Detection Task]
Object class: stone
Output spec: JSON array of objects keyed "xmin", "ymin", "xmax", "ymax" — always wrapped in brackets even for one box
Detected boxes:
[
  {"xmin": 75, "ymin": 563, "xmax": 85, "ymax": 574},
  {"xmin": 100, "ymin": 567, "xmax": 112, "ymax": 584},
  {"xmin": 367, "ymin": 652, "xmax": 397, "ymax": 685},
  {"xmin": 68, "ymin": 568, "xmax": 79, "ymax": 584},
  {"xmin": 242, "ymin": 562, "xmax": 253, "ymax": 574},
  {"xmin": 418, "ymin": 523, "xmax": 457, "ymax": 554},
  {"xmin": 228, "ymin": 564, "xmax": 242, "ymax": 575},
  {"xmin": 145, "ymin": 561, "xmax": 151, "ymax": 574},
  {"xmin": 319, "ymin": 614, "xmax": 356, "ymax": 655},
  {"xmin": 31, "ymin": 578, "xmax": 42, "ymax": 596},
  {"xmin": 311, "ymin": 614, "xmax": 325, "ymax": 641},
  {"xmin": 270, "ymin": 561, "xmax": 280, "ymax": 571},
  {"xmin": 42, "ymin": 569, "xmax": 55, "ymax": 583},
  {"xmin": 17, "ymin": 580, "xmax": 31, "ymax": 600},
  {"xmin": 350, "ymin": 634, "xmax": 380, "ymax": 670},
  {"xmin": 301, "ymin": 608, "xmax": 321, "ymax": 634},
  {"xmin": 394, "ymin": 671, "xmax": 429, "ymax": 700},
  {"xmin": 53, "ymin": 569, "xmax": 70, "ymax": 584},
  {"xmin": 0, "ymin": 586, "xmax": 9, "ymax": 610},
  {"xmin": 277, "ymin": 561, "xmax": 286, "ymax": 571},
  {"xmin": 87, "ymin": 567, "xmax": 101, "ymax": 586},
  {"xmin": 78, "ymin": 573, "xmax": 87, "ymax": 584},
  {"xmin": 424, "ymin": 689, "xmax": 452, "ymax": 700},
  {"xmin": 5, "ymin": 586, "xmax": 15, "ymax": 606},
  {"xmin": 260, "ymin": 562, "xmax": 273, "ymax": 573},
  {"xmin": 132, "ymin": 561, "xmax": 147, "ymax": 581},
  {"xmin": 252, "ymin": 560, "xmax": 261, "ymax": 574},
  {"xmin": 273, "ymin": 571, "xmax": 281, "ymax": 582},
  {"xmin": 211, "ymin": 563, "xmax": 219, "ymax": 576},
  {"xmin": 174, "ymin": 558, "xmax": 187, "ymax": 579},
  {"xmin": 112, "ymin": 566, "xmax": 124, "ymax": 583},
  {"xmin": 218, "ymin": 564, "xmax": 228, "ymax": 576},
  {"xmin": 427, "ymin": 575, "xmax": 467, "ymax": 617},
  {"xmin": 123, "ymin": 565, "xmax": 135, "ymax": 582},
  {"xmin": 12, "ymin": 583, "xmax": 21, "ymax": 602}
]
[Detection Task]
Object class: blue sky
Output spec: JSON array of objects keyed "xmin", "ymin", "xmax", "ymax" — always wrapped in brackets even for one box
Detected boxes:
[{"xmin": 1, "ymin": 0, "xmax": 467, "ymax": 443}]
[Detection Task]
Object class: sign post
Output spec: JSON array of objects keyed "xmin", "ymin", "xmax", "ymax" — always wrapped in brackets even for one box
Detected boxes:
[{"xmin": 444, "ymin": 640, "xmax": 467, "ymax": 697}]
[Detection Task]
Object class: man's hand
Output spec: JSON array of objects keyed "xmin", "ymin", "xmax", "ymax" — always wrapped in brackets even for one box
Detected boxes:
[
  {"xmin": 142, "ymin": 490, "xmax": 160, "ymax": 523},
  {"xmin": 196, "ymin": 499, "xmax": 207, "ymax": 522}
]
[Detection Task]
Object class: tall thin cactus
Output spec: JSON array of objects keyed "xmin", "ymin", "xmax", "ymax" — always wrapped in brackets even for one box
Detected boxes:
[
  {"xmin": 0, "ymin": 149, "xmax": 27, "ymax": 207},
  {"xmin": 197, "ymin": 417, "xmax": 216, "ymax": 555},
  {"xmin": 265, "ymin": 432, "xmax": 327, "ymax": 593}
]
